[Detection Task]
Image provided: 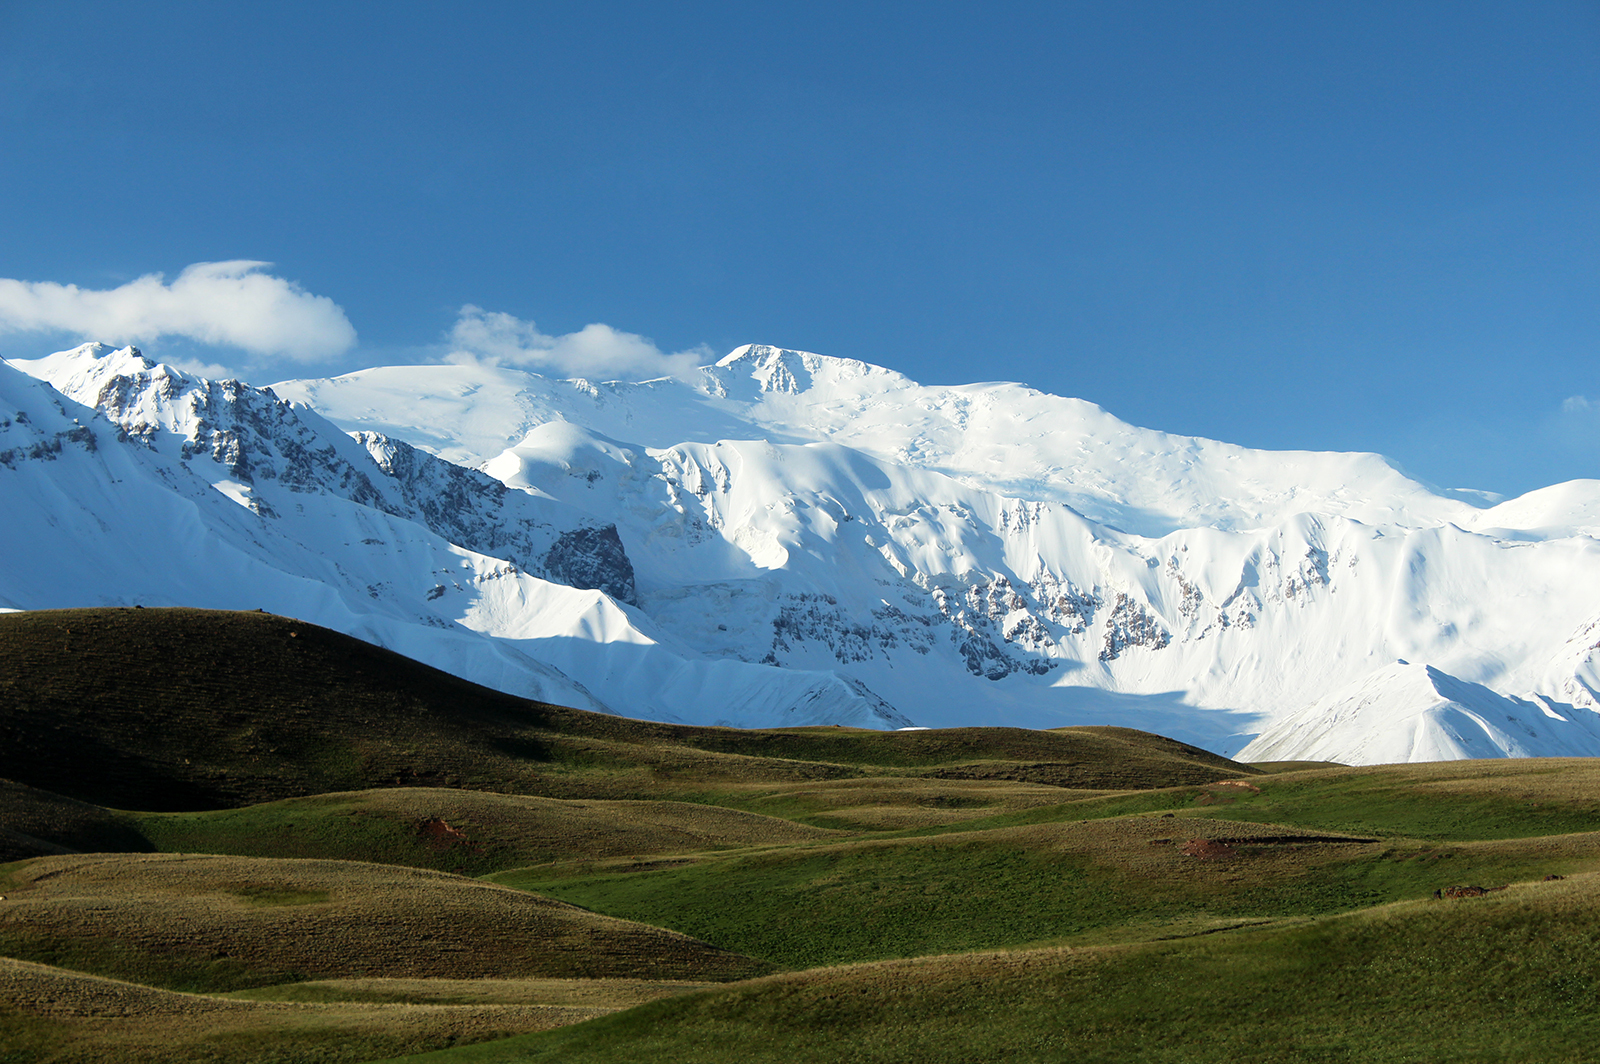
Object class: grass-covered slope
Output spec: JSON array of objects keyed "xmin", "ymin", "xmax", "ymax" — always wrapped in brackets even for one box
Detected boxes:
[
  {"xmin": 0, "ymin": 956, "xmax": 667, "ymax": 1064},
  {"xmin": 497, "ymin": 811, "xmax": 1595, "ymax": 971},
  {"xmin": 0, "ymin": 853, "xmax": 768, "ymax": 992},
  {"xmin": 0, "ymin": 607, "xmax": 571, "ymax": 809},
  {"xmin": 0, "ymin": 779, "xmax": 153, "ymax": 862},
  {"xmin": 129, "ymin": 787, "xmax": 843, "ymax": 876},
  {"xmin": 376, "ymin": 875, "xmax": 1600, "ymax": 1064}
]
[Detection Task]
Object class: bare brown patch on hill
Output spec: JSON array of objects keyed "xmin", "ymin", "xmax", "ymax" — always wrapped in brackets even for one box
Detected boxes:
[
  {"xmin": 0, "ymin": 853, "xmax": 767, "ymax": 989},
  {"xmin": 1182, "ymin": 838, "xmax": 1238, "ymax": 860}
]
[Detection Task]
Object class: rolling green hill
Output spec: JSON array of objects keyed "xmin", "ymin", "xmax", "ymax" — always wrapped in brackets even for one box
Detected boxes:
[{"xmin": 375, "ymin": 875, "xmax": 1600, "ymax": 1064}]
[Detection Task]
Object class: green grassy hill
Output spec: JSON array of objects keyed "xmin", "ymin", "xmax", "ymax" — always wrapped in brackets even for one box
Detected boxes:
[
  {"xmin": 0, "ymin": 853, "xmax": 766, "ymax": 991},
  {"xmin": 374, "ymin": 875, "xmax": 1600, "ymax": 1064},
  {"xmin": 4, "ymin": 606, "xmax": 1600, "ymax": 1063}
]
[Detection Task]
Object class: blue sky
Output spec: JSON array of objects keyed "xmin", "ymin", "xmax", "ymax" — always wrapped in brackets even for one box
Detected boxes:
[{"xmin": 1, "ymin": 1, "xmax": 1596, "ymax": 497}]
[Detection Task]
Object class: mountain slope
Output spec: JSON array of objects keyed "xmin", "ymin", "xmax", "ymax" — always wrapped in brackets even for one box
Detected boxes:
[
  {"xmin": 272, "ymin": 344, "xmax": 1600, "ymax": 760},
  {"xmin": 1238, "ymin": 662, "xmax": 1600, "ymax": 764}
]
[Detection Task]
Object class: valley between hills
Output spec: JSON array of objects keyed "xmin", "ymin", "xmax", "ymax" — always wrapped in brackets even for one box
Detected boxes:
[{"xmin": 4, "ymin": 607, "xmax": 1600, "ymax": 1063}]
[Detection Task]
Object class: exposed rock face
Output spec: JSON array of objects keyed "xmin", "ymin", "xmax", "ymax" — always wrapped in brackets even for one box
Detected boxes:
[
  {"xmin": 357, "ymin": 431, "xmax": 621, "ymax": 592},
  {"xmin": 839, "ymin": 675, "xmax": 918, "ymax": 729},
  {"xmin": 1100, "ymin": 592, "xmax": 1172, "ymax": 662},
  {"xmin": 544, "ymin": 526, "xmax": 638, "ymax": 606},
  {"xmin": 762, "ymin": 580, "xmax": 1058, "ymax": 680}
]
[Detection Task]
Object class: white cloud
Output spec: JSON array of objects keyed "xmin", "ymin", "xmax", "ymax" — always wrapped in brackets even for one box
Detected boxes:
[
  {"xmin": 0, "ymin": 261, "xmax": 357, "ymax": 361},
  {"xmin": 447, "ymin": 305, "xmax": 710, "ymax": 381},
  {"xmin": 166, "ymin": 357, "xmax": 238, "ymax": 380}
]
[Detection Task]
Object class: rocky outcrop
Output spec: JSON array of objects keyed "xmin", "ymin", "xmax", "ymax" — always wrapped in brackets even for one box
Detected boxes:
[
  {"xmin": 544, "ymin": 526, "xmax": 638, "ymax": 606},
  {"xmin": 0, "ymin": 409, "xmax": 97, "ymax": 467},
  {"xmin": 1100, "ymin": 592, "xmax": 1171, "ymax": 662}
]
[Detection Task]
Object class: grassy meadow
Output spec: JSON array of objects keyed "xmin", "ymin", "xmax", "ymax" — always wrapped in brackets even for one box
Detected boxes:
[{"xmin": 3, "ymin": 607, "xmax": 1600, "ymax": 1062}]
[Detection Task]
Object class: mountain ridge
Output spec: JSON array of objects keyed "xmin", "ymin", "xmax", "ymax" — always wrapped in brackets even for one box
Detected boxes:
[{"xmin": 9, "ymin": 340, "xmax": 1600, "ymax": 763}]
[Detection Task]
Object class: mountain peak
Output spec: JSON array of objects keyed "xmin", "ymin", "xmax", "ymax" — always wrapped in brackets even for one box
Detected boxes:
[
  {"xmin": 703, "ymin": 345, "xmax": 917, "ymax": 411},
  {"xmin": 27, "ymin": 341, "xmax": 155, "ymax": 375},
  {"xmin": 720, "ymin": 344, "xmax": 814, "ymax": 394}
]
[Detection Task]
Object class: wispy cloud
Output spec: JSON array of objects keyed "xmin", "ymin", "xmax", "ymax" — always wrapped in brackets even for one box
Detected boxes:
[
  {"xmin": 1553, "ymin": 395, "xmax": 1600, "ymax": 458},
  {"xmin": 447, "ymin": 305, "xmax": 711, "ymax": 381},
  {"xmin": 1560, "ymin": 395, "xmax": 1597, "ymax": 416},
  {"xmin": 0, "ymin": 261, "xmax": 357, "ymax": 361}
]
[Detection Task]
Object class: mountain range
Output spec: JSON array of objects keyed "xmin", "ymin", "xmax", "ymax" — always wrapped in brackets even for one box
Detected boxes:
[{"xmin": 6, "ymin": 340, "xmax": 1599, "ymax": 764}]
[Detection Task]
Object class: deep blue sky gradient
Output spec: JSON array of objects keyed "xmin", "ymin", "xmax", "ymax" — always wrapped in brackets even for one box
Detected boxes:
[{"xmin": 2, "ymin": 1, "xmax": 1597, "ymax": 495}]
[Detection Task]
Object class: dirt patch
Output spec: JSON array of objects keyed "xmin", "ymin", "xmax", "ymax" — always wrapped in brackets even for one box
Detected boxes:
[
  {"xmin": 1192, "ymin": 780, "xmax": 1265, "ymax": 806},
  {"xmin": 1433, "ymin": 884, "xmax": 1509, "ymax": 899},
  {"xmin": 1182, "ymin": 839, "xmax": 1237, "ymax": 860},
  {"xmin": 417, "ymin": 817, "xmax": 477, "ymax": 852}
]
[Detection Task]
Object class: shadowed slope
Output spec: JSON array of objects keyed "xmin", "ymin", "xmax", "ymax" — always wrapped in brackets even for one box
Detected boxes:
[
  {"xmin": 0, "ymin": 607, "xmax": 1254, "ymax": 812},
  {"xmin": 0, "ymin": 608, "xmax": 571, "ymax": 810},
  {"xmin": 0, "ymin": 779, "xmax": 153, "ymax": 861}
]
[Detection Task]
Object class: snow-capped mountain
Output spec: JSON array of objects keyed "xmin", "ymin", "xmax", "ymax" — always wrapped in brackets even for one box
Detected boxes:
[
  {"xmin": 1, "ymin": 345, "xmax": 912, "ymax": 730},
  {"xmin": 10, "ymin": 341, "xmax": 1600, "ymax": 763}
]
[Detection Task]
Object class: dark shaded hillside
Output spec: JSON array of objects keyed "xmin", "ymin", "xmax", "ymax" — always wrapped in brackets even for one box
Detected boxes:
[
  {"xmin": 0, "ymin": 778, "xmax": 150, "ymax": 861},
  {"xmin": 0, "ymin": 608, "xmax": 1252, "ymax": 812},
  {"xmin": 0, "ymin": 608, "xmax": 583, "ymax": 809}
]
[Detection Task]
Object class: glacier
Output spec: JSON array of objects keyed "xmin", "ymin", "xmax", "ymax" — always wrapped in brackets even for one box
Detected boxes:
[{"xmin": 7, "ymin": 341, "xmax": 1600, "ymax": 764}]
